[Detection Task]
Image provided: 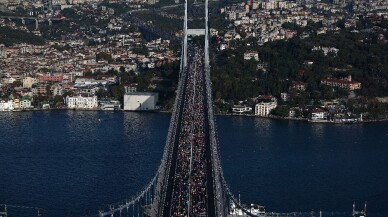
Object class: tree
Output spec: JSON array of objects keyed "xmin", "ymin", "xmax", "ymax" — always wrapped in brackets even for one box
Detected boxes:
[
  {"xmin": 282, "ymin": 22, "xmax": 300, "ymax": 31},
  {"xmin": 0, "ymin": 27, "xmax": 45, "ymax": 46},
  {"xmin": 271, "ymin": 106, "xmax": 290, "ymax": 117},
  {"xmin": 51, "ymin": 95, "xmax": 64, "ymax": 108},
  {"xmin": 110, "ymin": 85, "xmax": 125, "ymax": 100},
  {"xmin": 132, "ymin": 45, "xmax": 149, "ymax": 56},
  {"xmin": 96, "ymin": 52, "xmax": 113, "ymax": 63},
  {"xmin": 96, "ymin": 88, "xmax": 109, "ymax": 99},
  {"xmin": 61, "ymin": 8, "xmax": 78, "ymax": 18}
]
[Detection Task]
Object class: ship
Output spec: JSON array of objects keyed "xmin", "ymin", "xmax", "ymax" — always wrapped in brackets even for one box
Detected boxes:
[{"xmin": 228, "ymin": 200, "xmax": 265, "ymax": 217}]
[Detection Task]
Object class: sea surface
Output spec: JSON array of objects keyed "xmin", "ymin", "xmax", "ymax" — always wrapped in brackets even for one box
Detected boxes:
[{"xmin": 0, "ymin": 111, "xmax": 387, "ymax": 217}]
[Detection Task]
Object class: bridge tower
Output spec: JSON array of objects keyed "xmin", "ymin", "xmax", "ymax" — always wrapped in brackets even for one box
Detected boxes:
[{"xmin": 149, "ymin": 0, "xmax": 227, "ymax": 214}]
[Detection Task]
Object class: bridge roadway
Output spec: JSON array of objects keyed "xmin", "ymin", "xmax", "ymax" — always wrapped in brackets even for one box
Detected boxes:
[{"xmin": 161, "ymin": 44, "xmax": 215, "ymax": 216}]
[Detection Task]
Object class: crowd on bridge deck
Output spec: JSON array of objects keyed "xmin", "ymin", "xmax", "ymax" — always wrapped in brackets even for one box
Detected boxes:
[{"xmin": 170, "ymin": 45, "xmax": 209, "ymax": 217}]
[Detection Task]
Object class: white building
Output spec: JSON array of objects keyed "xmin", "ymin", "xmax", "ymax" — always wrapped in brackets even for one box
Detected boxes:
[
  {"xmin": 310, "ymin": 108, "xmax": 327, "ymax": 120},
  {"xmin": 20, "ymin": 97, "xmax": 33, "ymax": 109},
  {"xmin": 0, "ymin": 100, "xmax": 14, "ymax": 111},
  {"xmin": 280, "ymin": 92, "xmax": 290, "ymax": 102},
  {"xmin": 244, "ymin": 51, "xmax": 259, "ymax": 61},
  {"xmin": 255, "ymin": 99, "xmax": 277, "ymax": 117},
  {"xmin": 312, "ymin": 46, "xmax": 339, "ymax": 56},
  {"xmin": 74, "ymin": 78, "xmax": 107, "ymax": 87},
  {"xmin": 123, "ymin": 92, "xmax": 158, "ymax": 111},
  {"xmin": 66, "ymin": 95, "xmax": 98, "ymax": 109}
]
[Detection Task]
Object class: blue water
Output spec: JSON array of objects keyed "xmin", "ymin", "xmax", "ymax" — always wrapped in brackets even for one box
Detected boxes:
[{"xmin": 0, "ymin": 111, "xmax": 387, "ymax": 216}]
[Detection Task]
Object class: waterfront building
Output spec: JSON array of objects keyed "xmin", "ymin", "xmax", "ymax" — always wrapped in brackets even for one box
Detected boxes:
[
  {"xmin": 99, "ymin": 100, "xmax": 121, "ymax": 111},
  {"xmin": 19, "ymin": 96, "xmax": 33, "ymax": 109},
  {"xmin": 310, "ymin": 108, "xmax": 327, "ymax": 120},
  {"xmin": 0, "ymin": 100, "xmax": 14, "ymax": 111},
  {"xmin": 123, "ymin": 92, "xmax": 158, "ymax": 111},
  {"xmin": 66, "ymin": 95, "xmax": 98, "ymax": 109},
  {"xmin": 289, "ymin": 109, "xmax": 296, "ymax": 118},
  {"xmin": 13, "ymin": 99, "xmax": 20, "ymax": 110},
  {"xmin": 255, "ymin": 98, "xmax": 277, "ymax": 117}
]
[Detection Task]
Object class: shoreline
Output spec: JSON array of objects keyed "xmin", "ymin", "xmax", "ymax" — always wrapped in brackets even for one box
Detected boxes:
[{"xmin": 3, "ymin": 108, "xmax": 388, "ymax": 124}]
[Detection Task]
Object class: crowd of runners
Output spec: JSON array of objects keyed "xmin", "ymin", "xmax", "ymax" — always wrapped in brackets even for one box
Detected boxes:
[{"xmin": 169, "ymin": 45, "xmax": 209, "ymax": 216}]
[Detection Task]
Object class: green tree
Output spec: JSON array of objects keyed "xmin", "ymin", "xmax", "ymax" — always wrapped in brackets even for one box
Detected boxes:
[
  {"xmin": 110, "ymin": 85, "xmax": 125, "ymax": 100},
  {"xmin": 96, "ymin": 52, "xmax": 113, "ymax": 63},
  {"xmin": 270, "ymin": 106, "xmax": 290, "ymax": 117}
]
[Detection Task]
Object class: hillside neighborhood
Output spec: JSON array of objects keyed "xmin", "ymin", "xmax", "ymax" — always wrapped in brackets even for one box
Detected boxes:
[{"xmin": 0, "ymin": 0, "xmax": 388, "ymax": 123}]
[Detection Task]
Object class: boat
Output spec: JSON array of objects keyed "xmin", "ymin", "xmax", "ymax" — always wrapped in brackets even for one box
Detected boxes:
[
  {"xmin": 249, "ymin": 204, "xmax": 265, "ymax": 216},
  {"xmin": 229, "ymin": 201, "xmax": 245, "ymax": 216},
  {"xmin": 353, "ymin": 201, "xmax": 367, "ymax": 217},
  {"xmin": 228, "ymin": 200, "xmax": 265, "ymax": 217}
]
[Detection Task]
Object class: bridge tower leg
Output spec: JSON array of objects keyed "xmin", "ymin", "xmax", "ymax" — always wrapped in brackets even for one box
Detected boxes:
[{"xmin": 183, "ymin": 0, "xmax": 188, "ymax": 68}]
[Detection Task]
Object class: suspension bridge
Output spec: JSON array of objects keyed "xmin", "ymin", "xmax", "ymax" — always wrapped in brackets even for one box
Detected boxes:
[
  {"xmin": 0, "ymin": 0, "xmax": 372, "ymax": 216},
  {"xmin": 0, "ymin": 0, "xmax": 246, "ymax": 214},
  {"xmin": 0, "ymin": 0, "xmax": 258, "ymax": 216},
  {"xmin": 85, "ymin": 2, "xmax": 377, "ymax": 215},
  {"xmin": 89, "ymin": 0, "xmax": 255, "ymax": 216}
]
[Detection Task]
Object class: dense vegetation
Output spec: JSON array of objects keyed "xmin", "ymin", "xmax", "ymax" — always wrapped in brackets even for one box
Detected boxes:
[
  {"xmin": 210, "ymin": 21, "xmax": 388, "ymax": 106},
  {"xmin": 0, "ymin": 27, "xmax": 45, "ymax": 46}
]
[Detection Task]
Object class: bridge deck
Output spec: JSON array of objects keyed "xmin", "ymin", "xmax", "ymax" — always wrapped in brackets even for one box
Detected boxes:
[{"xmin": 161, "ymin": 44, "xmax": 215, "ymax": 216}]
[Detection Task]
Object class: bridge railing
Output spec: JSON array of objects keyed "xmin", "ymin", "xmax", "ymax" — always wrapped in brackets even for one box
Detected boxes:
[
  {"xmin": 203, "ymin": 54, "xmax": 226, "ymax": 216},
  {"xmin": 203, "ymin": 34, "xmax": 264, "ymax": 216},
  {"xmin": 88, "ymin": 39, "xmax": 188, "ymax": 217},
  {"xmin": 96, "ymin": 172, "xmax": 158, "ymax": 217}
]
